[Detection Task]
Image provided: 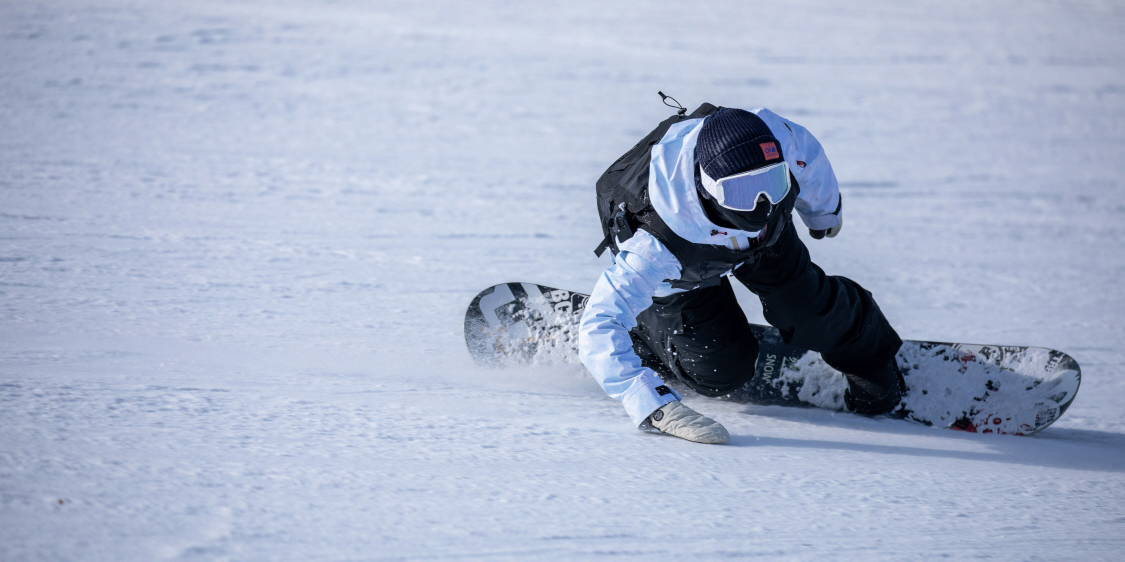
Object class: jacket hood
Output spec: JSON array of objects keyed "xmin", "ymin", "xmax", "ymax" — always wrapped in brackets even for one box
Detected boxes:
[{"xmin": 648, "ymin": 117, "xmax": 763, "ymax": 251}]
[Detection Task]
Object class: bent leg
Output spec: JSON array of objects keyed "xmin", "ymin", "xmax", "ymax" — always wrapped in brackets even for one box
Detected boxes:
[
  {"xmin": 733, "ymin": 225, "xmax": 902, "ymax": 378},
  {"xmin": 631, "ymin": 277, "xmax": 759, "ymax": 397}
]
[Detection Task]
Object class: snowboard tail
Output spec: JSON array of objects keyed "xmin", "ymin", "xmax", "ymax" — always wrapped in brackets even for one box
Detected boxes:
[{"xmin": 464, "ymin": 282, "xmax": 1081, "ymax": 436}]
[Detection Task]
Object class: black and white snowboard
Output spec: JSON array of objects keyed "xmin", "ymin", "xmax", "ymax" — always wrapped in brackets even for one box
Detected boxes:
[{"xmin": 464, "ymin": 282, "xmax": 1081, "ymax": 436}]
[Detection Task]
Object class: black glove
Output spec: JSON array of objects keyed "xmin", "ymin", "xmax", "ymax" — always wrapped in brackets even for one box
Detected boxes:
[{"xmin": 809, "ymin": 223, "xmax": 841, "ymax": 239}]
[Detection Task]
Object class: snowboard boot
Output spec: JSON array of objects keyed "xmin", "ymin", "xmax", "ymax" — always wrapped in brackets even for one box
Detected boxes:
[{"xmin": 843, "ymin": 358, "xmax": 905, "ymax": 417}]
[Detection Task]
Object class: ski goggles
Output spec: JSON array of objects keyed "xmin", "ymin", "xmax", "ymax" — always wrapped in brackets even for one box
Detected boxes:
[{"xmin": 700, "ymin": 161, "xmax": 791, "ymax": 212}]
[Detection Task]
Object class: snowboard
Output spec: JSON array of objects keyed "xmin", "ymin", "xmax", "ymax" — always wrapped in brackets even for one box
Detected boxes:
[{"xmin": 464, "ymin": 282, "xmax": 1081, "ymax": 436}]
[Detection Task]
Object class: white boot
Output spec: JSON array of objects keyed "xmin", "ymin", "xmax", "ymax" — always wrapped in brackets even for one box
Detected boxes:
[{"xmin": 648, "ymin": 401, "xmax": 730, "ymax": 444}]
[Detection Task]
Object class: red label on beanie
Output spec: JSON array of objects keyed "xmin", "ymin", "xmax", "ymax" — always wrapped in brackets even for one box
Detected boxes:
[{"xmin": 760, "ymin": 142, "xmax": 780, "ymax": 160}]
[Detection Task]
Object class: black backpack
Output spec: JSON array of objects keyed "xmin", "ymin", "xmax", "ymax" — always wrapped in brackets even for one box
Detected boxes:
[{"xmin": 593, "ymin": 103, "xmax": 721, "ymax": 258}]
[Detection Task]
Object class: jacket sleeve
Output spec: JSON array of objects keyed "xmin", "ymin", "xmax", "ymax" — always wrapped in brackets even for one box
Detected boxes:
[
  {"xmin": 578, "ymin": 230, "xmax": 684, "ymax": 426},
  {"xmin": 753, "ymin": 108, "xmax": 842, "ymax": 231}
]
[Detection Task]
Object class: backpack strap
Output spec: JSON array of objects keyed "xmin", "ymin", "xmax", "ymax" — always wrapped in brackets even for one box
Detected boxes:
[
  {"xmin": 593, "ymin": 202, "xmax": 635, "ymax": 257},
  {"xmin": 592, "ymin": 101, "xmax": 721, "ymax": 258}
]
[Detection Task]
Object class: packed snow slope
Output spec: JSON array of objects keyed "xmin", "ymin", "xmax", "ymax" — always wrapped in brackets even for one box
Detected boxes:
[{"xmin": 2, "ymin": 0, "xmax": 1124, "ymax": 560}]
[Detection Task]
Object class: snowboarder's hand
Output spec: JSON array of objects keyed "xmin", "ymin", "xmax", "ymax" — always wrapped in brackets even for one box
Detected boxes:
[
  {"xmin": 809, "ymin": 220, "xmax": 842, "ymax": 240},
  {"xmin": 810, "ymin": 194, "xmax": 843, "ymax": 239},
  {"xmin": 648, "ymin": 400, "xmax": 730, "ymax": 444}
]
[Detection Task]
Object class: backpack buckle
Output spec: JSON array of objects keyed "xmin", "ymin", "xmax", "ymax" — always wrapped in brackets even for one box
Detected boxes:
[{"xmin": 611, "ymin": 202, "xmax": 633, "ymax": 243}]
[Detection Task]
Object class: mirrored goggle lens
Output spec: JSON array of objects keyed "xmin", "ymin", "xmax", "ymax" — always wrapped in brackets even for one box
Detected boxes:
[{"xmin": 716, "ymin": 163, "xmax": 790, "ymax": 211}]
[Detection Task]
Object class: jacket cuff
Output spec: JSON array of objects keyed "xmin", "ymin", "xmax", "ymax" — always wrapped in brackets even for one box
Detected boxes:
[
  {"xmin": 800, "ymin": 212, "xmax": 841, "ymax": 231},
  {"xmin": 797, "ymin": 193, "xmax": 842, "ymax": 231},
  {"xmin": 621, "ymin": 370, "xmax": 682, "ymax": 427}
]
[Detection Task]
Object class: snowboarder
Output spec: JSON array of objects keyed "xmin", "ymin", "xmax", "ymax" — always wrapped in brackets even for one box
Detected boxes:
[{"xmin": 579, "ymin": 104, "xmax": 904, "ymax": 444}]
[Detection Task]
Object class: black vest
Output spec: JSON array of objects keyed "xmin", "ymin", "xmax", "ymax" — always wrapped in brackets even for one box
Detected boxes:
[{"xmin": 594, "ymin": 104, "xmax": 793, "ymax": 290}]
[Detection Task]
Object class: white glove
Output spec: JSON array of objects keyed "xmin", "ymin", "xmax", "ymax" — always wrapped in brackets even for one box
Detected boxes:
[{"xmin": 648, "ymin": 401, "xmax": 730, "ymax": 444}]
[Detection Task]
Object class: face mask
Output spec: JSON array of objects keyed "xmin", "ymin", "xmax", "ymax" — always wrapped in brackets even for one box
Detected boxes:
[{"xmin": 709, "ymin": 197, "xmax": 773, "ymax": 233}]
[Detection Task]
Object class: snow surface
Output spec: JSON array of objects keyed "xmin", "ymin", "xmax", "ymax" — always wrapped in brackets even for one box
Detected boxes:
[{"xmin": 2, "ymin": 0, "xmax": 1124, "ymax": 560}]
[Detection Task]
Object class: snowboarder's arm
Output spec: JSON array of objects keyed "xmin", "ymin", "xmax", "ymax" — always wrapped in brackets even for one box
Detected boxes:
[
  {"xmin": 752, "ymin": 108, "xmax": 843, "ymax": 232},
  {"xmin": 578, "ymin": 231, "xmax": 684, "ymax": 426}
]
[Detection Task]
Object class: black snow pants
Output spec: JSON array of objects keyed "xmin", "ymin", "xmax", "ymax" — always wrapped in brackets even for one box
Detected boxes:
[{"xmin": 630, "ymin": 223, "xmax": 902, "ymax": 397}]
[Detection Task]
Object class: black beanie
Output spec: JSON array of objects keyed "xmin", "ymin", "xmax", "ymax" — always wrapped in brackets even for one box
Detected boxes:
[{"xmin": 695, "ymin": 108, "xmax": 783, "ymax": 180}]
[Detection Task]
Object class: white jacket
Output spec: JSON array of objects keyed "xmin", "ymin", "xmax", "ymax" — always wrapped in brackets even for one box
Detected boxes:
[{"xmin": 578, "ymin": 108, "xmax": 842, "ymax": 426}]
